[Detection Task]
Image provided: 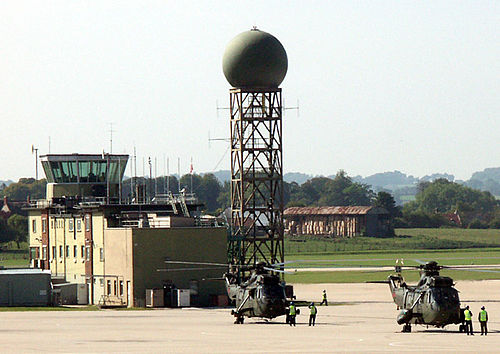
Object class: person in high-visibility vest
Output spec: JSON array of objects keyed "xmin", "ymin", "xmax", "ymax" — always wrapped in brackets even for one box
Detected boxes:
[
  {"xmin": 478, "ymin": 306, "xmax": 488, "ymax": 335},
  {"xmin": 308, "ymin": 302, "xmax": 318, "ymax": 326},
  {"xmin": 320, "ymin": 290, "xmax": 328, "ymax": 306},
  {"xmin": 464, "ymin": 306, "xmax": 474, "ymax": 335},
  {"xmin": 289, "ymin": 302, "xmax": 297, "ymax": 327}
]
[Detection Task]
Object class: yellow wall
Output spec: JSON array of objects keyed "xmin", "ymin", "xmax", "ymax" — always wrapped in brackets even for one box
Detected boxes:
[
  {"xmin": 103, "ymin": 228, "xmax": 133, "ymax": 306},
  {"xmin": 28, "ymin": 211, "xmax": 42, "ymax": 266}
]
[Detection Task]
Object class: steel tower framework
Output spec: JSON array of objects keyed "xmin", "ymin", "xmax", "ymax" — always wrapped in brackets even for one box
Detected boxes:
[{"xmin": 229, "ymin": 87, "xmax": 284, "ymax": 275}]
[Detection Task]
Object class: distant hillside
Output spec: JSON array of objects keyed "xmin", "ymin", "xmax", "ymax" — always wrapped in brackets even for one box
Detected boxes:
[
  {"xmin": 465, "ymin": 167, "xmax": 500, "ymax": 196},
  {"xmin": 210, "ymin": 170, "xmax": 314, "ymax": 185},
  {"xmin": 351, "ymin": 171, "xmax": 418, "ymax": 190},
  {"xmin": 284, "ymin": 172, "xmax": 312, "ymax": 185},
  {"xmin": 211, "ymin": 170, "xmax": 231, "ymax": 183},
  {"xmin": 470, "ymin": 167, "xmax": 500, "ymax": 182}
]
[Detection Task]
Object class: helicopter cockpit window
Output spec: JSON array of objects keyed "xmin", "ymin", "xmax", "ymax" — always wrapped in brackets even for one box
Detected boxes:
[{"xmin": 263, "ymin": 285, "xmax": 285, "ymax": 299}]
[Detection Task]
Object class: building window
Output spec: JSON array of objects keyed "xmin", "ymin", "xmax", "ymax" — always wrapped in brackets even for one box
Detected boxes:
[
  {"xmin": 52, "ymin": 246, "xmax": 56, "ymax": 259},
  {"xmin": 107, "ymin": 280, "xmax": 111, "ymax": 295},
  {"xmin": 42, "ymin": 246, "xmax": 47, "ymax": 260},
  {"xmin": 100, "ymin": 248, "xmax": 104, "ymax": 262},
  {"xmin": 100, "ymin": 279, "xmax": 104, "ymax": 287},
  {"xmin": 113, "ymin": 280, "xmax": 117, "ymax": 295},
  {"xmin": 51, "ymin": 220, "xmax": 54, "ymax": 229},
  {"xmin": 32, "ymin": 220, "xmax": 36, "ymax": 233},
  {"xmin": 65, "ymin": 245, "xmax": 69, "ymax": 257},
  {"xmin": 81, "ymin": 245, "xmax": 85, "ymax": 258},
  {"xmin": 85, "ymin": 246, "xmax": 90, "ymax": 261},
  {"xmin": 42, "ymin": 219, "xmax": 47, "ymax": 233},
  {"xmin": 69, "ymin": 219, "xmax": 74, "ymax": 232},
  {"xmin": 77, "ymin": 219, "xmax": 82, "ymax": 232},
  {"xmin": 85, "ymin": 215, "xmax": 91, "ymax": 232},
  {"xmin": 73, "ymin": 245, "xmax": 77, "ymax": 257},
  {"xmin": 59, "ymin": 245, "xmax": 63, "ymax": 258},
  {"xmin": 119, "ymin": 281, "xmax": 124, "ymax": 296},
  {"xmin": 29, "ymin": 247, "xmax": 39, "ymax": 260}
]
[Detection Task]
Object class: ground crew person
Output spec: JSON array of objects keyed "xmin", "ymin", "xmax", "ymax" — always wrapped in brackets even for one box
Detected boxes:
[
  {"xmin": 464, "ymin": 306, "xmax": 474, "ymax": 335},
  {"xmin": 478, "ymin": 306, "xmax": 488, "ymax": 335},
  {"xmin": 308, "ymin": 302, "xmax": 317, "ymax": 326},
  {"xmin": 289, "ymin": 302, "xmax": 297, "ymax": 327},
  {"xmin": 320, "ymin": 290, "xmax": 328, "ymax": 306}
]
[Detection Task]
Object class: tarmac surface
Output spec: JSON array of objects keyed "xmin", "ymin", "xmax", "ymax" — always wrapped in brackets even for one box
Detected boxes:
[{"xmin": 1, "ymin": 280, "xmax": 500, "ymax": 353}]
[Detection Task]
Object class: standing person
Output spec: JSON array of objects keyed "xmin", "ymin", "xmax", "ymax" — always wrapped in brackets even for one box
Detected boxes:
[
  {"xmin": 308, "ymin": 302, "xmax": 317, "ymax": 326},
  {"xmin": 320, "ymin": 290, "xmax": 328, "ymax": 306},
  {"xmin": 464, "ymin": 306, "xmax": 474, "ymax": 335},
  {"xmin": 478, "ymin": 306, "xmax": 488, "ymax": 335},
  {"xmin": 289, "ymin": 302, "xmax": 296, "ymax": 327}
]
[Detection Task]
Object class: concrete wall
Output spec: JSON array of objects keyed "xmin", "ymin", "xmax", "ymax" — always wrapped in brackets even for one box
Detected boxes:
[
  {"xmin": 132, "ymin": 227, "xmax": 227, "ymax": 307},
  {"xmin": 103, "ymin": 228, "xmax": 133, "ymax": 306}
]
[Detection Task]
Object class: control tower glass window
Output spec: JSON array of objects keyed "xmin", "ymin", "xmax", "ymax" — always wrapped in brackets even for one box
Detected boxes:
[{"xmin": 41, "ymin": 154, "xmax": 128, "ymax": 184}]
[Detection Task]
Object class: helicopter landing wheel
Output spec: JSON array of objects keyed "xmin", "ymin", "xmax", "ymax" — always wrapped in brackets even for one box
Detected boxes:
[
  {"xmin": 402, "ymin": 324, "xmax": 412, "ymax": 332},
  {"xmin": 234, "ymin": 316, "xmax": 244, "ymax": 324}
]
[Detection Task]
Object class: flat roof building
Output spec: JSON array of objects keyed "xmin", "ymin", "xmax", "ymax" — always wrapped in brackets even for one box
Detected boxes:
[{"xmin": 28, "ymin": 153, "xmax": 227, "ymax": 307}]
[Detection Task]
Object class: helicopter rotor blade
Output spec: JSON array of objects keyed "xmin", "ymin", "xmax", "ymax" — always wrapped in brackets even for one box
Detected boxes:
[
  {"xmin": 164, "ymin": 260, "xmax": 229, "ymax": 267},
  {"xmin": 262, "ymin": 266, "xmax": 295, "ymax": 274},
  {"xmin": 157, "ymin": 267, "xmax": 226, "ymax": 272}
]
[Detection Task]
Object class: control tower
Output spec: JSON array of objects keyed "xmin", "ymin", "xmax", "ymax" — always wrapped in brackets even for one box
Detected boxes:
[
  {"xmin": 222, "ymin": 28, "xmax": 287, "ymax": 275},
  {"xmin": 40, "ymin": 154, "xmax": 128, "ymax": 203}
]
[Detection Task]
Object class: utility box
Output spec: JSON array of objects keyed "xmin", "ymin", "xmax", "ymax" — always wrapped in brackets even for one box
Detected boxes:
[
  {"xmin": 146, "ymin": 289, "xmax": 164, "ymax": 308},
  {"xmin": 176, "ymin": 289, "xmax": 190, "ymax": 307},
  {"xmin": 77, "ymin": 284, "xmax": 88, "ymax": 305}
]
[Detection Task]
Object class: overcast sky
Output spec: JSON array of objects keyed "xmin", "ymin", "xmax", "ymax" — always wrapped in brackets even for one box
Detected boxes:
[{"xmin": 1, "ymin": 1, "xmax": 498, "ymax": 181}]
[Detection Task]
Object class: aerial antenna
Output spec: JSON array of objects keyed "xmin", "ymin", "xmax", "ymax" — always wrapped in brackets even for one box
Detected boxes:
[
  {"xmin": 283, "ymin": 99, "xmax": 300, "ymax": 117},
  {"xmin": 31, "ymin": 145, "xmax": 39, "ymax": 180},
  {"xmin": 216, "ymin": 100, "xmax": 230, "ymax": 118},
  {"xmin": 177, "ymin": 157, "xmax": 181, "ymax": 193},
  {"xmin": 108, "ymin": 122, "xmax": 115, "ymax": 153}
]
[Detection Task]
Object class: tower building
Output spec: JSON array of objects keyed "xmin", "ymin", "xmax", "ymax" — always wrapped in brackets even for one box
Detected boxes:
[{"xmin": 223, "ymin": 28, "xmax": 288, "ymax": 275}]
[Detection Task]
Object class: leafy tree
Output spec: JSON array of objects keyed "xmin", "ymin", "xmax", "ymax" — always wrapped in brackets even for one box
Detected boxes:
[
  {"xmin": 181, "ymin": 173, "xmax": 222, "ymax": 214},
  {"xmin": 0, "ymin": 219, "xmax": 15, "ymax": 244},
  {"xmin": 2, "ymin": 178, "xmax": 46, "ymax": 200},
  {"xmin": 373, "ymin": 191, "xmax": 401, "ymax": 218},
  {"xmin": 216, "ymin": 181, "xmax": 231, "ymax": 214},
  {"xmin": 7, "ymin": 214, "xmax": 27, "ymax": 248},
  {"xmin": 318, "ymin": 170, "xmax": 373, "ymax": 206}
]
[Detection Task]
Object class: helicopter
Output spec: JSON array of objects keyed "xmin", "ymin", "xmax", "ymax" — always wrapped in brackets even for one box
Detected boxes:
[
  {"xmin": 370, "ymin": 260, "xmax": 500, "ymax": 332},
  {"xmin": 162, "ymin": 260, "xmax": 297, "ymax": 324}
]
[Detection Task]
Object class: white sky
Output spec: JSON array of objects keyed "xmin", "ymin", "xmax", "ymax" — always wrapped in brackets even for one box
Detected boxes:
[{"xmin": 1, "ymin": 1, "xmax": 498, "ymax": 181}]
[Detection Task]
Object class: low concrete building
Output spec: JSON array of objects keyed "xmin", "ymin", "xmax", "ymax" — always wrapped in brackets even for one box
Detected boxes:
[
  {"xmin": 284, "ymin": 206, "xmax": 390, "ymax": 237},
  {"xmin": 0, "ymin": 269, "xmax": 51, "ymax": 306}
]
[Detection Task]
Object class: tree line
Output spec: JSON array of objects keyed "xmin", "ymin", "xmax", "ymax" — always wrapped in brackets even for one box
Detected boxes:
[{"xmin": 1, "ymin": 172, "xmax": 500, "ymax": 245}]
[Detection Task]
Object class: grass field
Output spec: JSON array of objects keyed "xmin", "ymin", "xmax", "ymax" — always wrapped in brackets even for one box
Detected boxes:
[
  {"xmin": 284, "ymin": 228, "xmax": 500, "ymax": 283},
  {"xmin": 0, "ymin": 246, "xmax": 29, "ymax": 268},
  {"xmin": 285, "ymin": 228, "xmax": 500, "ymax": 254}
]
